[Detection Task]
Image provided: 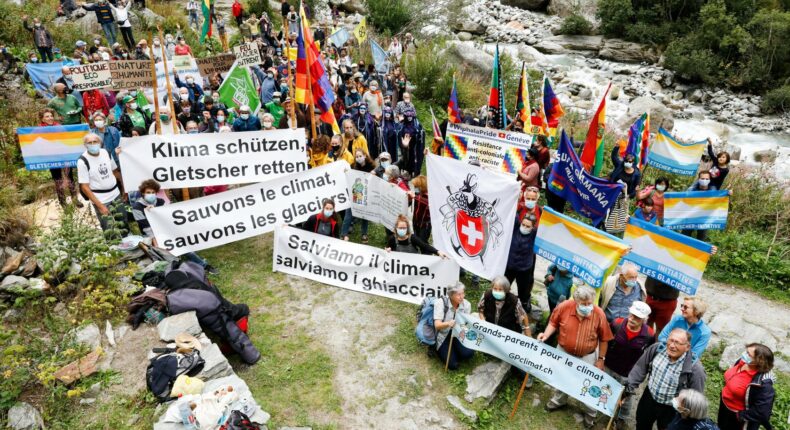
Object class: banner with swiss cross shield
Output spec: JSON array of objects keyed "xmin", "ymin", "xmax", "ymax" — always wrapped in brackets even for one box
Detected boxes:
[{"xmin": 427, "ymin": 154, "xmax": 519, "ymax": 280}]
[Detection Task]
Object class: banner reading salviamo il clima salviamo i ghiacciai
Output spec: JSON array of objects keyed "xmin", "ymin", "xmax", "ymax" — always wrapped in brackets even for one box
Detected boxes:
[{"xmin": 146, "ymin": 161, "xmax": 350, "ymax": 255}]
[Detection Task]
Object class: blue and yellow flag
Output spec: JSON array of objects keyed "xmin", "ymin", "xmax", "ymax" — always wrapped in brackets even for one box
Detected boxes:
[
  {"xmin": 663, "ymin": 190, "xmax": 729, "ymax": 230},
  {"xmin": 16, "ymin": 124, "xmax": 90, "ymax": 170},
  {"xmin": 646, "ymin": 128, "xmax": 707, "ymax": 176}
]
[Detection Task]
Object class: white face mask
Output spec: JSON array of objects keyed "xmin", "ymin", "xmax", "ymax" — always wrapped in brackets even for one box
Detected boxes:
[
  {"xmin": 671, "ymin": 398, "xmax": 681, "ymax": 411},
  {"xmin": 217, "ymin": 115, "xmax": 225, "ymax": 122},
  {"xmin": 263, "ymin": 121, "xmax": 273, "ymax": 128},
  {"xmin": 656, "ymin": 184, "xmax": 666, "ymax": 192},
  {"xmin": 180, "ymin": 94, "xmax": 189, "ymax": 101},
  {"xmin": 519, "ymin": 226, "xmax": 532, "ymax": 235},
  {"xmin": 356, "ymin": 156, "xmax": 365, "ymax": 164},
  {"xmin": 240, "ymin": 113, "xmax": 250, "ymax": 120},
  {"xmin": 186, "ymin": 78, "xmax": 194, "ymax": 84},
  {"xmin": 94, "ymin": 120, "xmax": 105, "ymax": 128},
  {"xmin": 699, "ymin": 178, "xmax": 711, "ymax": 187},
  {"xmin": 129, "ymin": 103, "xmax": 138, "ymax": 110}
]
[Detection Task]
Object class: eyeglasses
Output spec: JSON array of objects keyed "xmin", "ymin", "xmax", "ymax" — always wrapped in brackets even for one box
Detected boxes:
[{"xmin": 667, "ymin": 339, "xmax": 689, "ymax": 346}]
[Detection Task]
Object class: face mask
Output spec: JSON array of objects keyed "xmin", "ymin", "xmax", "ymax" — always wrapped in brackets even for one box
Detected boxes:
[
  {"xmin": 263, "ymin": 121, "xmax": 273, "ymax": 128},
  {"xmin": 699, "ymin": 179, "xmax": 710, "ymax": 187},
  {"xmin": 323, "ymin": 209, "xmax": 334, "ymax": 218},
  {"xmin": 129, "ymin": 103, "xmax": 138, "ymax": 110},
  {"xmin": 154, "ymin": 41, "xmax": 160, "ymax": 46},
  {"xmin": 576, "ymin": 304, "xmax": 593, "ymax": 316},
  {"xmin": 350, "ymin": 89, "xmax": 357, "ymax": 94},
  {"xmin": 382, "ymin": 173, "xmax": 390, "ymax": 181},
  {"xmin": 525, "ymin": 200, "xmax": 536, "ymax": 209},
  {"xmin": 188, "ymin": 130, "xmax": 199, "ymax": 134},
  {"xmin": 94, "ymin": 40, "xmax": 100, "ymax": 45},
  {"xmin": 671, "ymin": 398, "xmax": 681, "ymax": 412},
  {"xmin": 396, "ymin": 228, "xmax": 408, "ymax": 237},
  {"xmin": 414, "ymin": 188, "xmax": 420, "ymax": 195},
  {"xmin": 267, "ymin": 73, "xmax": 274, "ymax": 79},
  {"xmin": 625, "ymin": 280, "xmax": 637, "ymax": 288},
  {"xmin": 65, "ymin": 76, "xmax": 73, "ymax": 83},
  {"xmin": 144, "ymin": 193, "xmax": 157, "ymax": 204},
  {"xmin": 86, "ymin": 144, "xmax": 101, "ymax": 155},
  {"xmin": 492, "ymin": 291, "xmax": 505, "ymax": 301},
  {"xmin": 381, "ymin": 161, "xmax": 390, "ymax": 169},
  {"xmin": 370, "ymin": 86, "xmax": 378, "ymax": 91},
  {"xmin": 35, "ymin": 23, "xmax": 41, "ymax": 28},
  {"xmin": 360, "ymin": 109, "xmax": 367, "ymax": 114},
  {"xmin": 240, "ymin": 113, "xmax": 250, "ymax": 120},
  {"xmin": 31, "ymin": 57, "xmax": 38, "ymax": 62},
  {"xmin": 180, "ymin": 94, "xmax": 189, "ymax": 101},
  {"xmin": 187, "ymin": 79, "xmax": 194, "ymax": 84},
  {"xmin": 160, "ymin": 114, "xmax": 170, "ymax": 122},
  {"xmin": 217, "ymin": 115, "xmax": 225, "ymax": 122},
  {"xmin": 741, "ymin": 352, "xmax": 752, "ymax": 364},
  {"xmin": 94, "ymin": 120, "xmax": 105, "ymax": 128},
  {"xmin": 624, "ymin": 162, "xmax": 633, "ymax": 169},
  {"xmin": 520, "ymin": 226, "xmax": 532, "ymax": 235},
  {"xmin": 656, "ymin": 184, "xmax": 666, "ymax": 192},
  {"xmin": 122, "ymin": 53, "xmax": 128, "ymax": 58},
  {"xmin": 356, "ymin": 156, "xmax": 365, "ymax": 164}
]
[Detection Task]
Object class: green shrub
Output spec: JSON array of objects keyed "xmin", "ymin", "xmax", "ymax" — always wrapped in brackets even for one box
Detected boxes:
[
  {"xmin": 596, "ymin": 0, "xmax": 633, "ymax": 37},
  {"xmin": 761, "ymin": 84, "xmax": 790, "ymax": 113},
  {"xmin": 664, "ymin": 36, "xmax": 720, "ymax": 84},
  {"xmin": 366, "ymin": 0, "xmax": 414, "ymax": 35},
  {"xmin": 559, "ymin": 14, "xmax": 593, "ymax": 36},
  {"xmin": 404, "ymin": 41, "xmax": 454, "ymax": 103}
]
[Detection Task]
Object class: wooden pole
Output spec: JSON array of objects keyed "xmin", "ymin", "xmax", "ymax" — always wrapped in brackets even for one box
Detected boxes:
[
  {"xmin": 444, "ymin": 331, "xmax": 454, "ymax": 372},
  {"xmin": 282, "ymin": 23, "xmax": 297, "ymax": 128},
  {"xmin": 305, "ymin": 48, "xmax": 317, "ymax": 139},
  {"xmin": 508, "ymin": 373, "xmax": 531, "ymax": 420},
  {"xmin": 147, "ymin": 33, "xmax": 162, "ymax": 135},
  {"xmin": 605, "ymin": 391, "xmax": 625, "ymax": 430},
  {"xmin": 157, "ymin": 26, "xmax": 187, "ymax": 201}
]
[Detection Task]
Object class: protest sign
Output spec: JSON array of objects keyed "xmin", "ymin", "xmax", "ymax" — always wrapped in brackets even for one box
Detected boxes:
[
  {"xmin": 151, "ymin": 58, "xmax": 201, "ymax": 102},
  {"xmin": 663, "ymin": 190, "xmax": 729, "ymax": 230},
  {"xmin": 535, "ymin": 207, "xmax": 630, "ymax": 288},
  {"xmin": 217, "ymin": 63, "xmax": 261, "ymax": 114},
  {"xmin": 646, "ymin": 128, "xmax": 708, "ymax": 176},
  {"xmin": 16, "ymin": 124, "xmax": 90, "ymax": 170},
  {"xmin": 444, "ymin": 122, "xmax": 535, "ymax": 174},
  {"xmin": 109, "ymin": 60, "xmax": 153, "ymax": 90},
  {"xmin": 119, "ymin": 128, "xmax": 309, "ymax": 191},
  {"xmin": 146, "ymin": 161, "xmax": 351, "ymax": 255},
  {"xmin": 346, "ymin": 170, "xmax": 409, "ymax": 230},
  {"xmin": 69, "ymin": 62, "xmax": 112, "ymax": 90},
  {"xmin": 172, "ymin": 55, "xmax": 193, "ymax": 71},
  {"xmin": 427, "ymin": 154, "xmax": 519, "ymax": 280},
  {"xmin": 273, "ymin": 226, "xmax": 459, "ymax": 304},
  {"xmin": 233, "ymin": 42, "xmax": 262, "ymax": 67},
  {"xmin": 623, "ymin": 217, "xmax": 713, "ymax": 295},
  {"xmin": 196, "ymin": 53, "xmax": 237, "ymax": 77},
  {"xmin": 547, "ymin": 131, "xmax": 624, "ymax": 226},
  {"xmin": 26, "ymin": 62, "xmax": 65, "ymax": 99},
  {"xmin": 452, "ymin": 313, "xmax": 623, "ymax": 416}
]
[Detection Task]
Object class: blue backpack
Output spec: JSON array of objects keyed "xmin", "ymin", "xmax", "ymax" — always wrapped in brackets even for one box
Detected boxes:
[{"xmin": 415, "ymin": 296, "xmax": 449, "ymax": 346}]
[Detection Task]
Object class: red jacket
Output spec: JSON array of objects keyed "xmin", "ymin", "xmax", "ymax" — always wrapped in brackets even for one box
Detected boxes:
[
  {"xmin": 82, "ymin": 89, "xmax": 110, "ymax": 121},
  {"xmin": 232, "ymin": 2, "xmax": 242, "ymax": 17}
]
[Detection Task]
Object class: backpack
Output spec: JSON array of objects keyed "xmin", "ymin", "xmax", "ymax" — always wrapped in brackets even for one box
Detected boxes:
[
  {"xmin": 415, "ymin": 296, "xmax": 449, "ymax": 346},
  {"xmin": 146, "ymin": 348, "xmax": 205, "ymax": 402},
  {"xmin": 77, "ymin": 155, "xmax": 119, "ymax": 201},
  {"xmin": 220, "ymin": 410, "xmax": 261, "ymax": 430}
]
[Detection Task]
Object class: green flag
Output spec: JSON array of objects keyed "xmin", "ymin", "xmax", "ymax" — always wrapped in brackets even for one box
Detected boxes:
[{"xmin": 218, "ymin": 63, "xmax": 261, "ymax": 115}]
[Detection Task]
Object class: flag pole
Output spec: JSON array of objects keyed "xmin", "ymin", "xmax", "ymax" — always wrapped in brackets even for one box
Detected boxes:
[
  {"xmin": 147, "ymin": 33, "xmax": 162, "ymax": 135},
  {"xmin": 508, "ymin": 373, "xmax": 531, "ymax": 419},
  {"xmin": 158, "ymin": 25, "xmax": 188, "ymax": 202},
  {"xmin": 282, "ymin": 23, "xmax": 297, "ymax": 129},
  {"xmin": 605, "ymin": 391, "xmax": 625, "ymax": 430},
  {"xmin": 301, "ymin": 7, "xmax": 318, "ymax": 139}
]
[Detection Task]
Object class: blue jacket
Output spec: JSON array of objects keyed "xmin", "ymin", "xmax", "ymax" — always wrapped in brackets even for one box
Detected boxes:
[
  {"xmin": 506, "ymin": 219, "xmax": 536, "ymax": 272},
  {"xmin": 658, "ymin": 315, "xmax": 711, "ymax": 361},
  {"xmin": 252, "ymin": 67, "xmax": 276, "ymax": 105},
  {"xmin": 91, "ymin": 125, "xmax": 121, "ymax": 166},
  {"xmin": 232, "ymin": 115, "xmax": 261, "ymax": 132},
  {"xmin": 733, "ymin": 360, "xmax": 775, "ymax": 430},
  {"xmin": 174, "ymin": 75, "xmax": 204, "ymax": 104},
  {"xmin": 83, "ymin": 3, "xmax": 115, "ymax": 24},
  {"xmin": 545, "ymin": 264, "xmax": 574, "ymax": 304}
]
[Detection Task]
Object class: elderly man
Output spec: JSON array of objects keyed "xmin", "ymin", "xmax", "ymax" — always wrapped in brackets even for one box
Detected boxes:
[
  {"xmin": 434, "ymin": 282, "xmax": 474, "ymax": 370},
  {"xmin": 90, "ymin": 112, "xmax": 121, "ymax": 166},
  {"xmin": 601, "ymin": 262, "xmax": 646, "ymax": 323},
  {"xmin": 394, "ymin": 91, "xmax": 415, "ymax": 121},
  {"xmin": 538, "ymin": 285, "xmax": 614, "ymax": 429},
  {"xmin": 605, "ymin": 301, "xmax": 655, "ymax": 429},
  {"xmin": 626, "ymin": 328, "xmax": 706, "ymax": 430},
  {"xmin": 361, "ymin": 80, "xmax": 384, "ymax": 119},
  {"xmin": 658, "ymin": 297, "xmax": 711, "ymax": 361},
  {"xmin": 232, "ymin": 105, "xmax": 261, "ymax": 131},
  {"xmin": 77, "ymin": 133, "xmax": 128, "ymax": 236}
]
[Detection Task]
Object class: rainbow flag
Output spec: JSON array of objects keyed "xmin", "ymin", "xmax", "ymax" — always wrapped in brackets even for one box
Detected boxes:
[
  {"xmin": 443, "ymin": 133, "xmax": 468, "ymax": 160},
  {"xmin": 543, "ymin": 76, "xmax": 564, "ymax": 129},
  {"xmin": 295, "ymin": 2, "xmax": 339, "ymax": 133},
  {"xmin": 447, "ymin": 76, "xmax": 462, "ymax": 124},
  {"xmin": 514, "ymin": 62, "xmax": 530, "ymax": 123},
  {"xmin": 646, "ymin": 128, "xmax": 708, "ymax": 176},
  {"xmin": 199, "ymin": 0, "xmax": 213, "ymax": 43},
  {"xmin": 487, "ymin": 44, "xmax": 507, "ymax": 130},
  {"xmin": 535, "ymin": 207, "xmax": 630, "ymax": 288},
  {"xmin": 624, "ymin": 113, "xmax": 649, "ymax": 169},
  {"xmin": 623, "ymin": 217, "xmax": 713, "ymax": 295},
  {"xmin": 663, "ymin": 190, "xmax": 729, "ymax": 231},
  {"xmin": 16, "ymin": 124, "xmax": 90, "ymax": 170},
  {"xmin": 580, "ymin": 83, "xmax": 611, "ymax": 176}
]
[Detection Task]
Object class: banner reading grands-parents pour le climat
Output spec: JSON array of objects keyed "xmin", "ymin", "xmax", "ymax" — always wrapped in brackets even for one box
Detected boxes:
[
  {"xmin": 273, "ymin": 226, "xmax": 459, "ymax": 304},
  {"xmin": 119, "ymin": 128, "xmax": 308, "ymax": 191},
  {"xmin": 146, "ymin": 161, "xmax": 350, "ymax": 255}
]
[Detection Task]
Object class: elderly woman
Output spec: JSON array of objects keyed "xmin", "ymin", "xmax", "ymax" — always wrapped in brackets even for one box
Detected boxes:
[
  {"xmin": 39, "ymin": 108, "xmax": 83, "ymax": 208},
  {"xmin": 505, "ymin": 214, "xmax": 538, "ymax": 312},
  {"xmin": 386, "ymin": 215, "xmax": 445, "ymax": 256},
  {"xmin": 302, "ymin": 198, "xmax": 341, "ymax": 238},
  {"xmin": 262, "ymin": 112, "xmax": 276, "ymax": 130},
  {"xmin": 718, "ymin": 343, "xmax": 775, "ymax": 430},
  {"xmin": 658, "ymin": 296, "xmax": 711, "ymax": 361},
  {"xmin": 478, "ymin": 276, "xmax": 530, "ymax": 336},
  {"xmin": 668, "ymin": 389, "xmax": 718, "ymax": 430},
  {"xmin": 434, "ymin": 282, "xmax": 474, "ymax": 370}
]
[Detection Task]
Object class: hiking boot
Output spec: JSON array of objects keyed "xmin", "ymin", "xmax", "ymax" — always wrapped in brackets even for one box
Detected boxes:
[
  {"xmin": 544, "ymin": 401, "xmax": 565, "ymax": 412},
  {"xmin": 205, "ymin": 265, "xmax": 219, "ymax": 275},
  {"xmin": 361, "ymin": 235, "xmax": 368, "ymax": 244}
]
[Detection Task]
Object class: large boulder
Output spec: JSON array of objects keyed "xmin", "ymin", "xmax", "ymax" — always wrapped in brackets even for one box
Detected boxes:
[
  {"xmin": 67, "ymin": 7, "xmax": 163, "ymax": 37},
  {"xmin": 625, "ymin": 96, "xmax": 674, "ymax": 132},
  {"xmin": 157, "ymin": 311, "xmax": 201, "ymax": 342},
  {"xmin": 451, "ymin": 18, "xmax": 486, "ymax": 36},
  {"xmin": 543, "ymin": 35, "xmax": 603, "ymax": 52},
  {"xmin": 334, "ymin": 0, "xmax": 367, "ymax": 15},
  {"xmin": 446, "ymin": 41, "xmax": 493, "ymax": 76},
  {"xmin": 7, "ymin": 402, "xmax": 44, "ymax": 430},
  {"xmin": 533, "ymin": 39, "xmax": 566, "ymax": 55},
  {"xmin": 465, "ymin": 360, "xmax": 511, "ymax": 405},
  {"xmin": 501, "ymin": 0, "xmax": 548, "ymax": 10},
  {"xmin": 547, "ymin": 0, "xmax": 598, "ymax": 24},
  {"xmin": 598, "ymin": 39, "xmax": 659, "ymax": 64}
]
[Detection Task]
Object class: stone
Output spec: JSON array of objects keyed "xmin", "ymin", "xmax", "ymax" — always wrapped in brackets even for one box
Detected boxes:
[
  {"xmin": 446, "ymin": 41, "xmax": 494, "ymax": 75},
  {"xmin": 157, "ymin": 311, "xmax": 201, "ymax": 342},
  {"xmin": 753, "ymin": 149, "xmax": 778, "ymax": 163},
  {"xmin": 105, "ymin": 320, "xmax": 116, "ymax": 347},
  {"xmin": 1, "ymin": 275, "xmax": 30, "ymax": 292},
  {"xmin": 718, "ymin": 343, "xmax": 742, "ymax": 371},
  {"xmin": 724, "ymin": 144, "xmax": 742, "ymax": 161},
  {"xmin": 447, "ymin": 395, "xmax": 478, "ymax": 422},
  {"xmin": 73, "ymin": 323, "xmax": 101, "ymax": 350},
  {"xmin": 548, "ymin": 0, "xmax": 598, "ymax": 25},
  {"xmin": 84, "ymin": 382, "xmax": 102, "ymax": 398},
  {"xmin": 335, "ymin": 0, "xmax": 366, "ymax": 14},
  {"xmin": 578, "ymin": 87, "xmax": 592, "ymax": 100},
  {"xmin": 452, "ymin": 19, "xmax": 486, "ymax": 35},
  {"xmin": 456, "ymin": 31, "xmax": 473, "ymax": 41},
  {"xmin": 688, "ymin": 89, "xmax": 704, "ymax": 103},
  {"xmin": 115, "ymin": 323, "xmax": 130, "ymax": 341},
  {"xmin": 53, "ymin": 348, "xmax": 102, "ymax": 384},
  {"xmin": 280, "ymin": 428, "xmax": 312, "ymax": 430},
  {"xmin": 1, "ymin": 250, "xmax": 24, "ymax": 275},
  {"xmin": 3, "ymin": 309, "xmax": 23, "ymax": 322},
  {"xmin": 53, "ymin": 302, "xmax": 68, "ymax": 317},
  {"xmin": 516, "ymin": 45, "xmax": 548, "ymax": 64},
  {"xmin": 196, "ymin": 343, "xmax": 233, "ymax": 380},
  {"xmin": 7, "ymin": 402, "xmax": 44, "ymax": 430},
  {"xmin": 505, "ymin": 21, "xmax": 525, "ymax": 31},
  {"xmin": 599, "ymin": 39, "xmax": 659, "ymax": 64},
  {"xmin": 707, "ymin": 314, "xmax": 779, "ymax": 350},
  {"xmin": 501, "ymin": 0, "xmax": 548, "ymax": 10},
  {"xmin": 464, "ymin": 360, "xmax": 512, "ymax": 405},
  {"xmin": 609, "ymin": 85, "xmax": 621, "ymax": 100},
  {"xmin": 543, "ymin": 35, "xmax": 603, "ymax": 52},
  {"xmin": 533, "ymin": 39, "xmax": 566, "ymax": 54},
  {"xmin": 626, "ymin": 96, "xmax": 674, "ymax": 133},
  {"xmin": 79, "ymin": 398, "xmax": 96, "ymax": 405},
  {"xmin": 18, "ymin": 256, "xmax": 38, "ymax": 277}
]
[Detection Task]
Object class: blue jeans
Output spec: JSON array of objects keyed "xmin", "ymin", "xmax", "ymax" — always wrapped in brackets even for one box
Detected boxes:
[
  {"xmin": 340, "ymin": 209, "xmax": 368, "ymax": 238},
  {"xmin": 189, "ymin": 12, "xmax": 200, "ymax": 30},
  {"xmin": 183, "ymin": 251, "xmax": 208, "ymax": 268},
  {"xmin": 437, "ymin": 335, "xmax": 474, "ymax": 370},
  {"xmin": 101, "ymin": 22, "xmax": 117, "ymax": 46}
]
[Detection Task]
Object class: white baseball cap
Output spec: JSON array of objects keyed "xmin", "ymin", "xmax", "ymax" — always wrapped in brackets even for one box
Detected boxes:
[{"xmin": 629, "ymin": 301, "xmax": 651, "ymax": 319}]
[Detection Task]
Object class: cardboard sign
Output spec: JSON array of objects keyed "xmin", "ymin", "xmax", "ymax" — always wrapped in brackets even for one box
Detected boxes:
[
  {"xmin": 109, "ymin": 60, "xmax": 153, "ymax": 90},
  {"xmin": 173, "ymin": 55, "xmax": 193, "ymax": 71},
  {"xmin": 233, "ymin": 42, "xmax": 262, "ymax": 67},
  {"xmin": 196, "ymin": 53, "xmax": 237, "ymax": 77},
  {"xmin": 69, "ymin": 62, "xmax": 112, "ymax": 90}
]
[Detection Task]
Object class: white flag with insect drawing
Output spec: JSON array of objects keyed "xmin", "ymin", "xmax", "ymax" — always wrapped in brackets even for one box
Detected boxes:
[{"xmin": 426, "ymin": 154, "xmax": 519, "ymax": 280}]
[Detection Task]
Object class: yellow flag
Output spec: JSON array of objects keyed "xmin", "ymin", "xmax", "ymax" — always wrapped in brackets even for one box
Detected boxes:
[{"xmin": 353, "ymin": 18, "xmax": 367, "ymax": 44}]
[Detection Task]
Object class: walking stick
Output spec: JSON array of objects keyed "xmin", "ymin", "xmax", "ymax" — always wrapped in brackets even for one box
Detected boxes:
[
  {"xmin": 508, "ymin": 373, "xmax": 531, "ymax": 420},
  {"xmin": 605, "ymin": 390, "xmax": 626, "ymax": 430},
  {"xmin": 444, "ymin": 331, "xmax": 454, "ymax": 372}
]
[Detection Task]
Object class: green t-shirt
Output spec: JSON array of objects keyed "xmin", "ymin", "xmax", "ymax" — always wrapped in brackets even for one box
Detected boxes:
[
  {"xmin": 128, "ymin": 110, "xmax": 146, "ymax": 129},
  {"xmin": 266, "ymin": 102, "xmax": 285, "ymax": 125},
  {"xmin": 47, "ymin": 95, "xmax": 82, "ymax": 125}
]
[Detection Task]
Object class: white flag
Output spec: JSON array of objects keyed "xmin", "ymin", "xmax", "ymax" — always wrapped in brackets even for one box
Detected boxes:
[{"xmin": 426, "ymin": 154, "xmax": 519, "ymax": 280}]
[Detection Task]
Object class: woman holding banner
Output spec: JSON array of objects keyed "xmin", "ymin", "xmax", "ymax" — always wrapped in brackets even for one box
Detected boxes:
[
  {"xmin": 302, "ymin": 198, "xmax": 341, "ymax": 238},
  {"xmin": 39, "ymin": 108, "xmax": 83, "ymax": 208},
  {"xmin": 477, "ymin": 276, "xmax": 530, "ymax": 336},
  {"xmin": 505, "ymin": 214, "xmax": 537, "ymax": 313},
  {"xmin": 385, "ymin": 215, "xmax": 446, "ymax": 257},
  {"xmin": 434, "ymin": 282, "xmax": 474, "ymax": 370}
]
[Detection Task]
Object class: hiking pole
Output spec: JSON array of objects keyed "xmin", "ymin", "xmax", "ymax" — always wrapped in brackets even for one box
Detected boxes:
[
  {"xmin": 444, "ymin": 330, "xmax": 454, "ymax": 372},
  {"xmin": 508, "ymin": 373, "xmax": 531, "ymax": 420}
]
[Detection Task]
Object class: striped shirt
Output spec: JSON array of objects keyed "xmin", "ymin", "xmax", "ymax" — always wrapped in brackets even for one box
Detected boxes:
[
  {"xmin": 648, "ymin": 350, "xmax": 686, "ymax": 404},
  {"xmin": 549, "ymin": 300, "xmax": 613, "ymax": 357}
]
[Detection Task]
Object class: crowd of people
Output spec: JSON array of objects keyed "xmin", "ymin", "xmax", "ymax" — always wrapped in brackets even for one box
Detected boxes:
[{"xmin": 13, "ymin": 1, "xmax": 776, "ymax": 429}]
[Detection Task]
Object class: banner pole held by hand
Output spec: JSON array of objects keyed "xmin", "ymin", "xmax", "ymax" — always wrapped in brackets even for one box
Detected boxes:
[
  {"xmin": 444, "ymin": 330, "xmax": 454, "ymax": 372},
  {"xmin": 605, "ymin": 391, "xmax": 626, "ymax": 430},
  {"xmin": 508, "ymin": 373, "xmax": 530, "ymax": 420}
]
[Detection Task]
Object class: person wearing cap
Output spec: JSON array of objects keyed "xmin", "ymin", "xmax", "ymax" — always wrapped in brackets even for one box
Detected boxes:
[
  {"xmin": 73, "ymin": 40, "xmax": 90, "ymax": 64},
  {"xmin": 361, "ymin": 79, "xmax": 384, "ymax": 119},
  {"xmin": 134, "ymin": 39, "xmax": 150, "ymax": 60},
  {"xmin": 605, "ymin": 300, "xmax": 655, "ymax": 429},
  {"xmin": 600, "ymin": 262, "xmax": 647, "ymax": 323},
  {"xmin": 232, "ymin": 105, "xmax": 261, "ymax": 131},
  {"xmin": 118, "ymin": 95, "xmax": 151, "ymax": 137},
  {"xmin": 253, "ymin": 66, "xmax": 277, "ymax": 105},
  {"xmin": 264, "ymin": 91, "xmax": 285, "ymax": 125},
  {"xmin": 80, "ymin": 0, "xmax": 117, "ymax": 46}
]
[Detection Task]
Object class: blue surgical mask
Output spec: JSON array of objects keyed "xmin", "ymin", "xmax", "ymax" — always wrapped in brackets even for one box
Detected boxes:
[
  {"xmin": 240, "ymin": 113, "xmax": 250, "ymax": 120},
  {"xmin": 524, "ymin": 200, "xmax": 536, "ymax": 209},
  {"xmin": 144, "ymin": 193, "xmax": 157, "ymax": 204},
  {"xmin": 625, "ymin": 280, "xmax": 637, "ymax": 288},
  {"xmin": 396, "ymin": 228, "xmax": 408, "ymax": 237},
  {"xmin": 492, "ymin": 290, "xmax": 505, "ymax": 300},
  {"xmin": 188, "ymin": 130, "xmax": 199, "ymax": 134},
  {"xmin": 380, "ymin": 161, "xmax": 390, "ymax": 169},
  {"xmin": 741, "ymin": 352, "xmax": 752, "ymax": 364},
  {"xmin": 86, "ymin": 144, "xmax": 101, "ymax": 155},
  {"xmin": 323, "ymin": 209, "xmax": 334, "ymax": 218},
  {"xmin": 577, "ymin": 304, "xmax": 593, "ymax": 316}
]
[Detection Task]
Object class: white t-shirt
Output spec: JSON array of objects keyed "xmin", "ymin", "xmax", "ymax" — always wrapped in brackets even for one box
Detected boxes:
[{"xmin": 77, "ymin": 149, "xmax": 120, "ymax": 204}]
